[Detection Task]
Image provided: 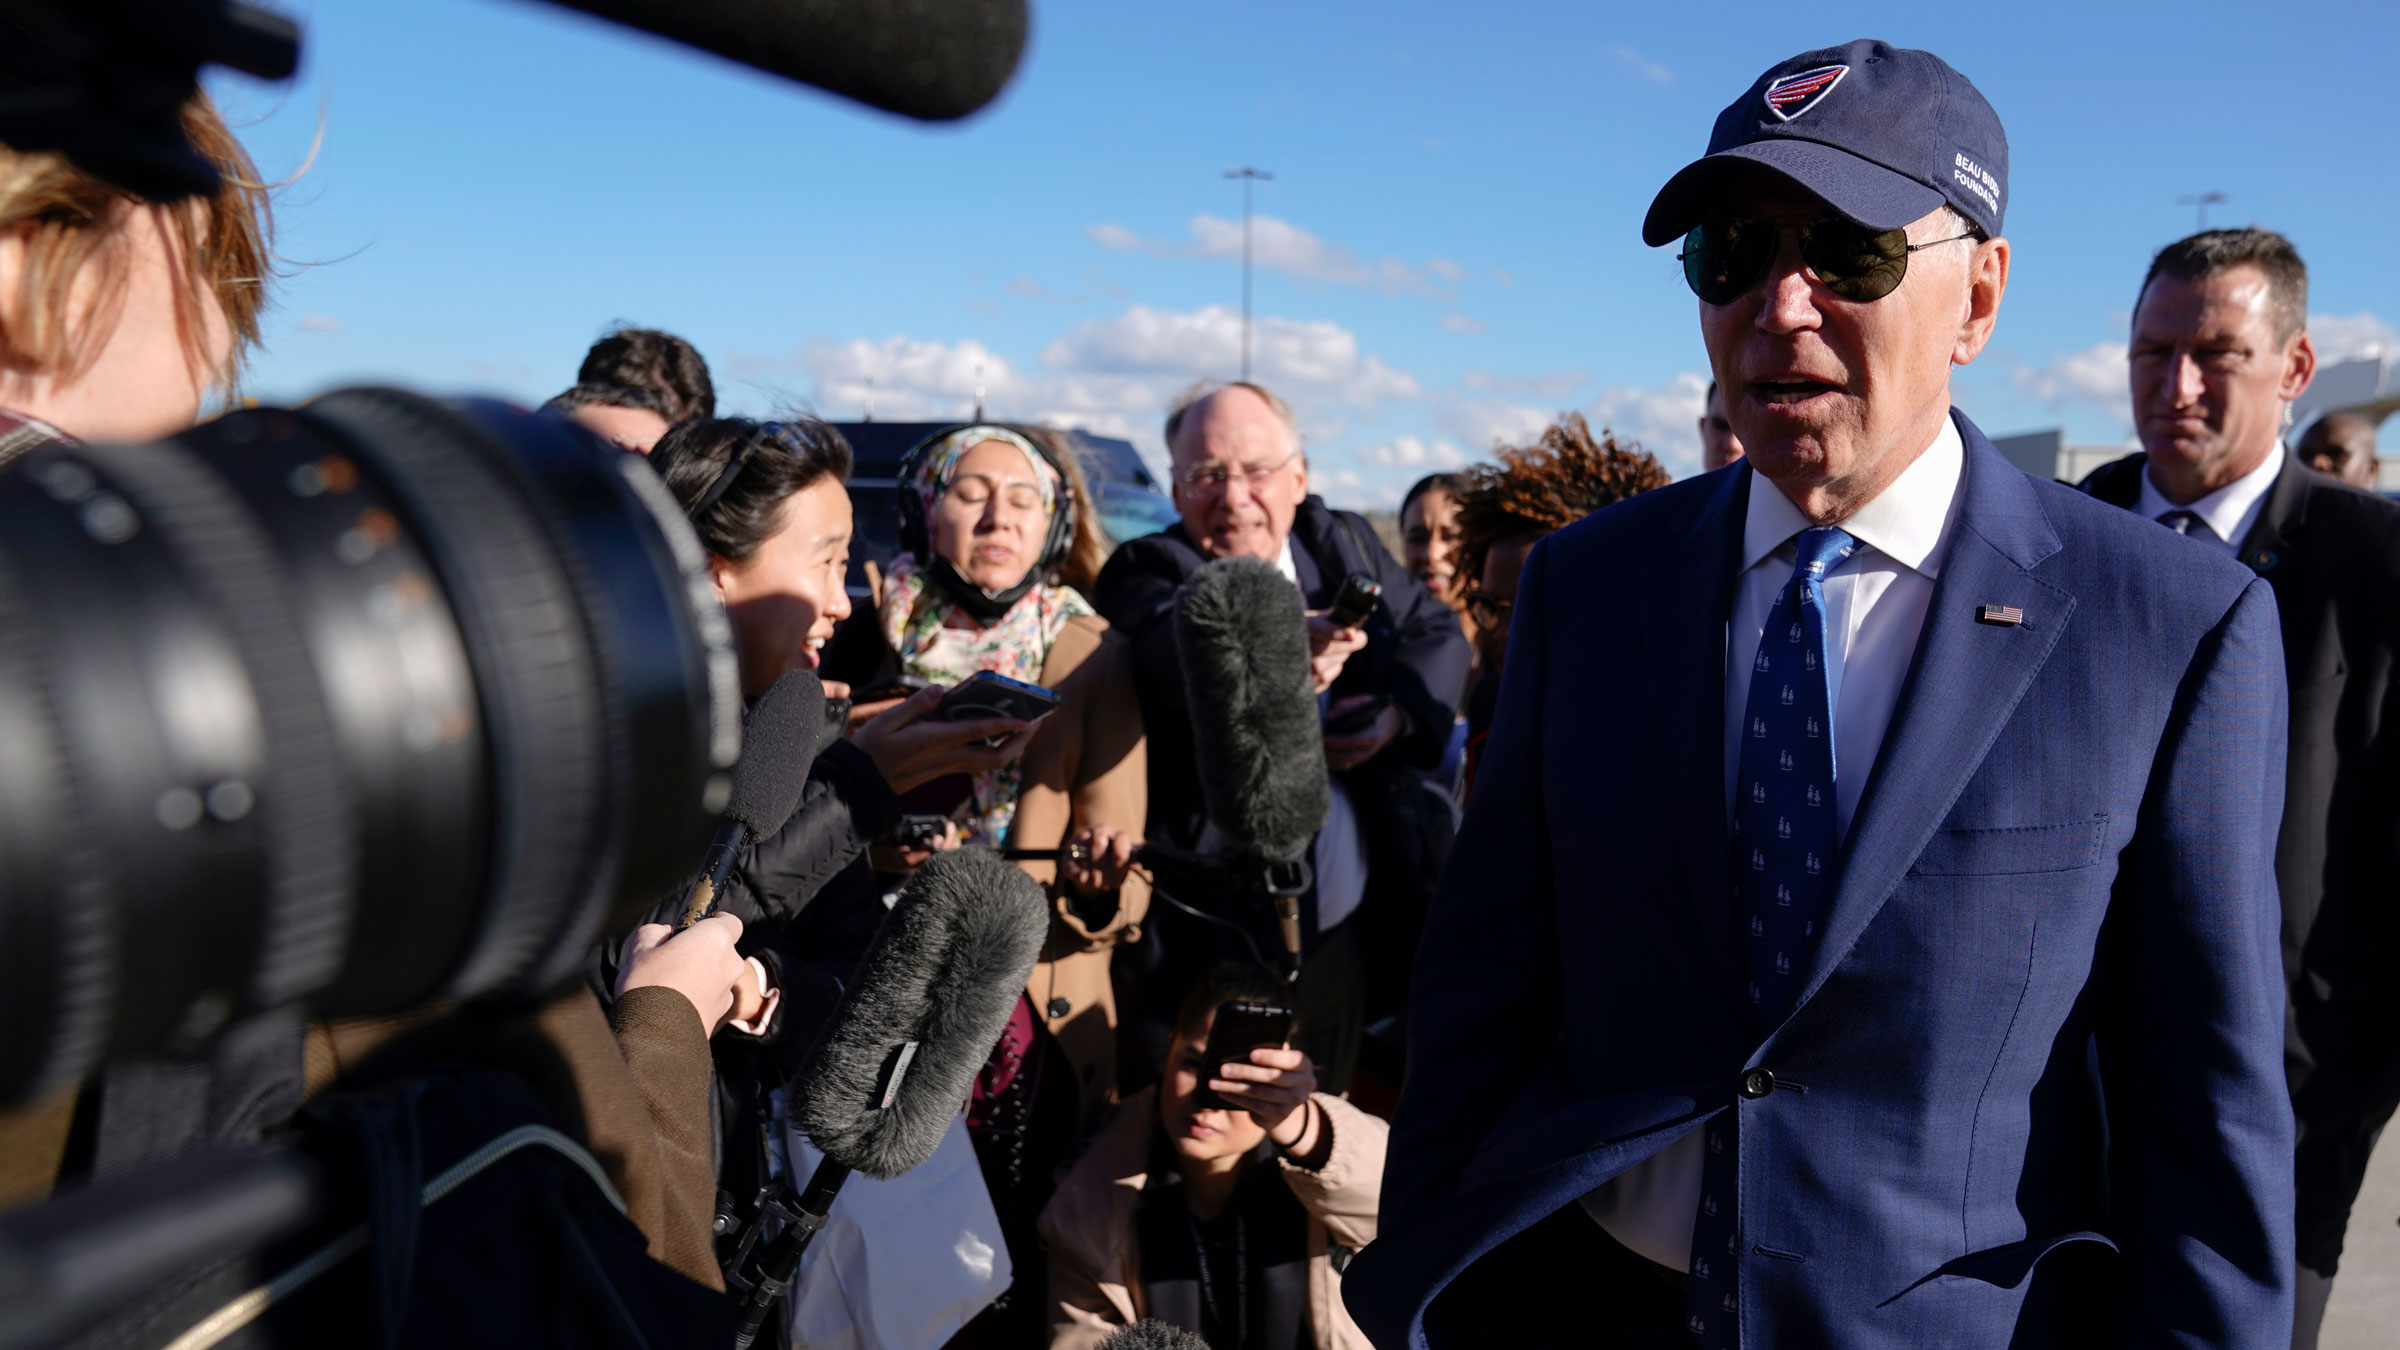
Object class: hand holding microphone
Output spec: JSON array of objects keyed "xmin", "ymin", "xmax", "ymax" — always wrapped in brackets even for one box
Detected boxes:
[{"xmin": 616, "ymin": 913, "xmax": 749, "ymax": 1033}]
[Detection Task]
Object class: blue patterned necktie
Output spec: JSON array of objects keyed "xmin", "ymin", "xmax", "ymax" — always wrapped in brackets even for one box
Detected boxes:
[{"xmin": 1686, "ymin": 524, "xmax": 1857, "ymax": 1348}]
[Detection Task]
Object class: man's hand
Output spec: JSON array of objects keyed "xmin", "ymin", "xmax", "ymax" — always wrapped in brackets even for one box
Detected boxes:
[
  {"xmin": 848, "ymin": 684, "xmax": 1036, "ymax": 794},
  {"xmin": 1323, "ymin": 696, "xmax": 1404, "ymax": 771},
  {"xmin": 1062, "ymin": 823, "xmax": 1139, "ymax": 895},
  {"xmin": 616, "ymin": 912, "xmax": 748, "ymax": 1035},
  {"xmin": 1305, "ymin": 613, "xmax": 1369, "ymax": 693},
  {"xmin": 1212, "ymin": 1045, "xmax": 1321, "ymax": 1151}
]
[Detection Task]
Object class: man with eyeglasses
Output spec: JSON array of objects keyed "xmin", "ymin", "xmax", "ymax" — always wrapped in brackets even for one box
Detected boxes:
[
  {"xmin": 1349, "ymin": 40, "xmax": 2293, "ymax": 1348},
  {"xmin": 1094, "ymin": 380, "xmax": 1470, "ymax": 1096}
]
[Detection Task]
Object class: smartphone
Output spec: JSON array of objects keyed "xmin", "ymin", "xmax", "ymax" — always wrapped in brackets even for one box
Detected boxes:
[
  {"xmin": 1326, "ymin": 572, "xmax": 1383, "ymax": 630},
  {"xmin": 823, "ymin": 695, "xmax": 853, "ymax": 731},
  {"xmin": 890, "ymin": 814, "xmax": 950, "ymax": 849},
  {"xmin": 933, "ymin": 670, "xmax": 1060, "ymax": 726},
  {"xmin": 1191, "ymin": 997, "xmax": 1295, "ymax": 1110}
]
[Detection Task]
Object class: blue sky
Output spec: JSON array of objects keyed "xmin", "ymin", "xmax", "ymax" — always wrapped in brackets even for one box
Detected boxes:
[{"xmin": 216, "ymin": 1, "xmax": 2400, "ymax": 505}]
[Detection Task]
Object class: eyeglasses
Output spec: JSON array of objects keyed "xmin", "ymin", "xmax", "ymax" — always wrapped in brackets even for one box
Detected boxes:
[
  {"xmin": 1463, "ymin": 590, "xmax": 1513, "ymax": 629},
  {"xmin": 944, "ymin": 473, "xmax": 1047, "ymax": 514},
  {"xmin": 1174, "ymin": 448, "xmax": 1300, "ymax": 498},
  {"xmin": 1678, "ymin": 215, "xmax": 1979, "ymax": 306}
]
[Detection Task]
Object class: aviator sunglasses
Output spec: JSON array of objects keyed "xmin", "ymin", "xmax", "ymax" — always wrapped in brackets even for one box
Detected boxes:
[{"xmin": 1679, "ymin": 215, "xmax": 1980, "ymax": 306}]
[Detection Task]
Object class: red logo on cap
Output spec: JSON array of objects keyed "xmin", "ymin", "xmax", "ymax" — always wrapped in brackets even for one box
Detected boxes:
[{"xmin": 1763, "ymin": 65, "xmax": 1848, "ymax": 121}]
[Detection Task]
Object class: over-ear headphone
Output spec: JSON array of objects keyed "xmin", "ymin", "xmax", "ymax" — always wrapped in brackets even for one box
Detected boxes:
[{"xmin": 894, "ymin": 424, "xmax": 1078, "ymax": 578}]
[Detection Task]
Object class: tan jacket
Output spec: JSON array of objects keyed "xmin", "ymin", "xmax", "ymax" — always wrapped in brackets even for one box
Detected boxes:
[
  {"xmin": 1036, "ymin": 1088, "xmax": 1384, "ymax": 1350},
  {"xmin": 1002, "ymin": 611, "xmax": 1151, "ymax": 1121}
]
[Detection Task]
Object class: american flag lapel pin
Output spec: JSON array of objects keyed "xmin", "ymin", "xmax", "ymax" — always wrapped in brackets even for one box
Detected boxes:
[{"xmin": 1975, "ymin": 603, "xmax": 2025, "ymax": 626}]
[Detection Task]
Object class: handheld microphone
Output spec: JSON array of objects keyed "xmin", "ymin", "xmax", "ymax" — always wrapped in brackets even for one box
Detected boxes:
[
  {"xmin": 1173, "ymin": 555, "xmax": 1330, "ymax": 972},
  {"xmin": 729, "ymin": 846, "xmax": 1046, "ymax": 1346},
  {"xmin": 546, "ymin": 0, "xmax": 1031, "ymax": 122},
  {"xmin": 1101, "ymin": 1321, "xmax": 1213, "ymax": 1350},
  {"xmin": 678, "ymin": 670, "xmax": 826, "ymax": 929}
]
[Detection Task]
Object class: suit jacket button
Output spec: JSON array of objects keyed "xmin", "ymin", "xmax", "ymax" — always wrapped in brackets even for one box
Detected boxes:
[{"xmin": 1740, "ymin": 1069, "xmax": 1777, "ymax": 1099}]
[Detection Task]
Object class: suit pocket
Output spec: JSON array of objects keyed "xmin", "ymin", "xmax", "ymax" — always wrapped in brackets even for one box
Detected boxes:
[
  {"xmin": 1908, "ymin": 817, "xmax": 2108, "ymax": 876},
  {"xmin": 1879, "ymin": 1229, "xmax": 2118, "ymax": 1305}
]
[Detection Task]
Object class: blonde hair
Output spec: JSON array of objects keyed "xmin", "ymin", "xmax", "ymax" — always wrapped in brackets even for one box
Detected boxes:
[{"xmin": 0, "ymin": 93, "xmax": 272, "ymax": 392}]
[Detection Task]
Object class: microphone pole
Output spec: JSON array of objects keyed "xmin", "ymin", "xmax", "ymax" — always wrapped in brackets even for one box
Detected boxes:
[{"xmin": 1003, "ymin": 840, "xmax": 1309, "ymax": 981}]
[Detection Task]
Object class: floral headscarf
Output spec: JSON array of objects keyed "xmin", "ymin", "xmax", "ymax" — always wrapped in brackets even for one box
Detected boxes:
[{"xmin": 881, "ymin": 426, "xmax": 1094, "ymax": 846}]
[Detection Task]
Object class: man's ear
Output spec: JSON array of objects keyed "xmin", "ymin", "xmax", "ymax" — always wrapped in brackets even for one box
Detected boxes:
[
  {"xmin": 1953, "ymin": 236, "xmax": 2011, "ymax": 367},
  {"xmin": 2279, "ymin": 329, "xmax": 2318, "ymax": 404}
]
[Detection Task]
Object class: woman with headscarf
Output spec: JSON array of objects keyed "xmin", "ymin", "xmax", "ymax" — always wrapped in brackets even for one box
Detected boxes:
[{"xmin": 873, "ymin": 423, "xmax": 1151, "ymax": 1347}]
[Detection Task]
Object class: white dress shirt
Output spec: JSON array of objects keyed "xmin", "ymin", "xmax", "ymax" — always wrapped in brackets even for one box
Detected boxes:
[
  {"xmin": 2133, "ymin": 441, "xmax": 2283, "ymax": 555},
  {"xmin": 1579, "ymin": 415, "xmax": 1967, "ymax": 1270}
]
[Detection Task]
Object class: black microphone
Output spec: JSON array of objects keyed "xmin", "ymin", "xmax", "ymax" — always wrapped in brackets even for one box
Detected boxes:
[
  {"xmin": 544, "ymin": 0, "xmax": 1030, "ymax": 122},
  {"xmin": 728, "ymin": 846, "xmax": 1046, "ymax": 1345},
  {"xmin": 1173, "ymin": 554, "xmax": 1330, "ymax": 970},
  {"xmin": 678, "ymin": 670, "xmax": 826, "ymax": 929},
  {"xmin": 1101, "ymin": 1321, "xmax": 1213, "ymax": 1350}
]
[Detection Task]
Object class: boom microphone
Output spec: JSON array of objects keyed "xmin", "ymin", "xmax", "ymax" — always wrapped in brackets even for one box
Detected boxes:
[
  {"xmin": 728, "ymin": 846, "xmax": 1046, "ymax": 1345},
  {"xmin": 679, "ymin": 669, "xmax": 825, "ymax": 928},
  {"xmin": 546, "ymin": 0, "xmax": 1031, "ymax": 122},
  {"xmin": 1174, "ymin": 556, "xmax": 1331, "ymax": 861}
]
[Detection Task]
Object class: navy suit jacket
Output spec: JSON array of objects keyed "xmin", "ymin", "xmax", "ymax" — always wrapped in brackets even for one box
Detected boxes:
[{"xmin": 1345, "ymin": 412, "xmax": 2296, "ymax": 1347}]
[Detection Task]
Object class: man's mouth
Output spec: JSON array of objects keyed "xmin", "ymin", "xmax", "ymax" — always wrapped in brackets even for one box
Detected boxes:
[{"xmin": 1752, "ymin": 378, "xmax": 1839, "ymax": 405}]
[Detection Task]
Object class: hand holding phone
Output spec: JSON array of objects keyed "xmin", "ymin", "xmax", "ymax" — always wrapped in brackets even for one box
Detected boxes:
[
  {"xmin": 933, "ymin": 670, "xmax": 1060, "ymax": 726},
  {"xmin": 1192, "ymin": 997, "xmax": 1295, "ymax": 1111},
  {"xmin": 1325, "ymin": 572, "xmax": 1383, "ymax": 630}
]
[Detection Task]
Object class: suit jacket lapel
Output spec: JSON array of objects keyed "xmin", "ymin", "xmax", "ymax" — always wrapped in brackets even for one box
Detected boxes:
[
  {"xmin": 1779, "ymin": 413, "xmax": 2076, "ymax": 1029},
  {"xmin": 1641, "ymin": 467, "xmax": 1751, "ymax": 1012},
  {"xmin": 2233, "ymin": 452, "xmax": 2310, "ymax": 579}
]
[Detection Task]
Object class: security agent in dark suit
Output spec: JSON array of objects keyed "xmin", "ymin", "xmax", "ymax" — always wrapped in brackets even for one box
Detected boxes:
[
  {"xmin": 1094, "ymin": 382, "xmax": 1470, "ymax": 1091},
  {"xmin": 2077, "ymin": 226, "xmax": 2400, "ymax": 1350},
  {"xmin": 1347, "ymin": 40, "xmax": 2294, "ymax": 1349}
]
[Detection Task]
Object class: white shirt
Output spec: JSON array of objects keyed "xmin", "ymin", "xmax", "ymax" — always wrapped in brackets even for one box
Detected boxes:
[
  {"xmin": 2134, "ymin": 441, "xmax": 2283, "ymax": 555},
  {"xmin": 1579, "ymin": 415, "xmax": 1967, "ymax": 1270}
]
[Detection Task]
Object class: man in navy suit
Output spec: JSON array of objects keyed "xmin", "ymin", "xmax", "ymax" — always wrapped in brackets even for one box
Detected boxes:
[{"xmin": 1345, "ymin": 39, "xmax": 2295, "ymax": 1348}]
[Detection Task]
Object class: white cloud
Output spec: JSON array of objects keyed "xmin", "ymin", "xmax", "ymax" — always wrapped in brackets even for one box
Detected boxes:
[
  {"xmin": 1439, "ymin": 312, "xmax": 1488, "ymax": 335},
  {"xmin": 2310, "ymin": 310, "xmax": 2397, "ymax": 363},
  {"xmin": 1588, "ymin": 372, "xmax": 1709, "ymax": 477},
  {"xmin": 1088, "ymin": 215, "xmax": 1457, "ymax": 299},
  {"xmin": 1609, "ymin": 44, "xmax": 1673, "ymax": 84},
  {"xmin": 1461, "ymin": 368, "xmax": 1587, "ymax": 399},
  {"xmin": 1044, "ymin": 304, "xmax": 1420, "ymax": 408},
  {"xmin": 1356, "ymin": 436, "xmax": 1466, "ymax": 468},
  {"xmin": 2015, "ymin": 341, "xmax": 2131, "ymax": 421},
  {"xmin": 1438, "ymin": 400, "xmax": 1559, "ymax": 456}
]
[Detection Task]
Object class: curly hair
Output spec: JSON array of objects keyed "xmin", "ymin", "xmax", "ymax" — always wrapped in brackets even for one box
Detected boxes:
[
  {"xmin": 1453, "ymin": 412, "xmax": 1671, "ymax": 589},
  {"xmin": 578, "ymin": 326, "xmax": 715, "ymax": 422}
]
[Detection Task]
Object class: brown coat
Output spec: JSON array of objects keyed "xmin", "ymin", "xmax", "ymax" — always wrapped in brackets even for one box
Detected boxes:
[
  {"xmin": 1036, "ymin": 1088, "xmax": 1385, "ymax": 1350},
  {"xmin": 997, "ymin": 612, "xmax": 1151, "ymax": 1121}
]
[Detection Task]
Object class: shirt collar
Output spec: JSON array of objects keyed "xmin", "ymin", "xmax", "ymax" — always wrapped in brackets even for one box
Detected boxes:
[
  {"xmin": 1273, "ymin": 536, "xmax": 1300, "ymax": 587},
  {"xmin": 1739, "ymin": 413, "xmax": 1965, "ymax": 579},
  {"xmin": 2135, "ymin": 441, "xmax": 2284, "ymax": 541}
]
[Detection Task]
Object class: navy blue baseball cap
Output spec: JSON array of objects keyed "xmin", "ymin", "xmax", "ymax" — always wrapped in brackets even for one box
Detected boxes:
[{"xmin": 1642, "ymin": 39, "xmax": 2008, "ymax": 247}]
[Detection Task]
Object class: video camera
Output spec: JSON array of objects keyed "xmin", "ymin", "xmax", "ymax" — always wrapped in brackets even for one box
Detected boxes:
[{"xmin": 0, "ymin": 1, "xmax": 1031, "ymax": 1344}]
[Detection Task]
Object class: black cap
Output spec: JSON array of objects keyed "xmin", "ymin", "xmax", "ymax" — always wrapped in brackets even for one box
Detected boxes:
[{"xmin": 1643, "ymin": 39, "xmax": 2008, "ymax": 247}]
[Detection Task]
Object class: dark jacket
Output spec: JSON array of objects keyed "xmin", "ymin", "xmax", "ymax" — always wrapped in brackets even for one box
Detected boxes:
[
  {"xmin": 1092, "ymin": 496, "xmax": 1471, "ymax": 852},
  {"xmin": 1350, "ymin": 413, "xmax": 2293, "ymax": 1348},
  {"xmin": 2080, "ymin": 450, "xmax": 2400, "ymax": 1267}
]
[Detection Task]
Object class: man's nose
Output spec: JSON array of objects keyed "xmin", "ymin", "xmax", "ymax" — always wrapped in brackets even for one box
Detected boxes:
[
  {"xmin": 1755, "ymin": 240, "xmax": 1820, "ymax": 333},
  {"xmin": 2170, "ymin": 352, "xmax": 2207, "ymax": 408}
]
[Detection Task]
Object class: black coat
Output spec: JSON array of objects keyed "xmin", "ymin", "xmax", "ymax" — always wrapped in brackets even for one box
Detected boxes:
[
  {"xmin": 1092, "ymin": 495, "xmax": 1471, "ymax": 852},
  {"xmin": 2080, "ymin": 452, "xmax": 2400, "ymax": 1131}
]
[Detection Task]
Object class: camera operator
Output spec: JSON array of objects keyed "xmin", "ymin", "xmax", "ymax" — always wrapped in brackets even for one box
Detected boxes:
[
  {"xmin": 1038, "ymin": 962, "xmax": 1384, "ymax": 1350},
  {"xmin": 0, "ymin": 92, "xmax": 275, "ymax": 1206},
  {"xmin": 543, "ymin": 379, "xmax": 679, "ymax": 453},
  {"xmin": 1094, "ymin": 381, "xmax": 1470, "ymax": 1095}
]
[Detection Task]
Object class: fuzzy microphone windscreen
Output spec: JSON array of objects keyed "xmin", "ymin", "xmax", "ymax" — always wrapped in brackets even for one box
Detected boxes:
[
  {"xmin": 1172, "ymin": 555, "xmax": 1331, "ymax": 861},
  {"xmin": 727, "ymin": 670, "xmax": 825, "ymax": 838},
  {"xmin": 794, "ymin": 846, "xmax": 1046, "ymax": 1179},
  {"xmin": 1100, "ymin": 1321, "xmax": 1213, "ymax": 1350}
]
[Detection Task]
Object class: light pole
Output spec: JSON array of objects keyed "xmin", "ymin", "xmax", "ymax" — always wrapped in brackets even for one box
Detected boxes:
[
  {"xmin": 1224, "ymin": 166, "xmax": 1273, "ymax": 381},
  {"xmin": 2177, "ymin": 191, "xmax": 2227, "ymax": 232}
]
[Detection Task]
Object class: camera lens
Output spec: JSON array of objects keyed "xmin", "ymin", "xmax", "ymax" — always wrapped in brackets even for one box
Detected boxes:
[{"xmin": 0, "ymin": 390, "xmax": 737, "ymax": 1103}]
